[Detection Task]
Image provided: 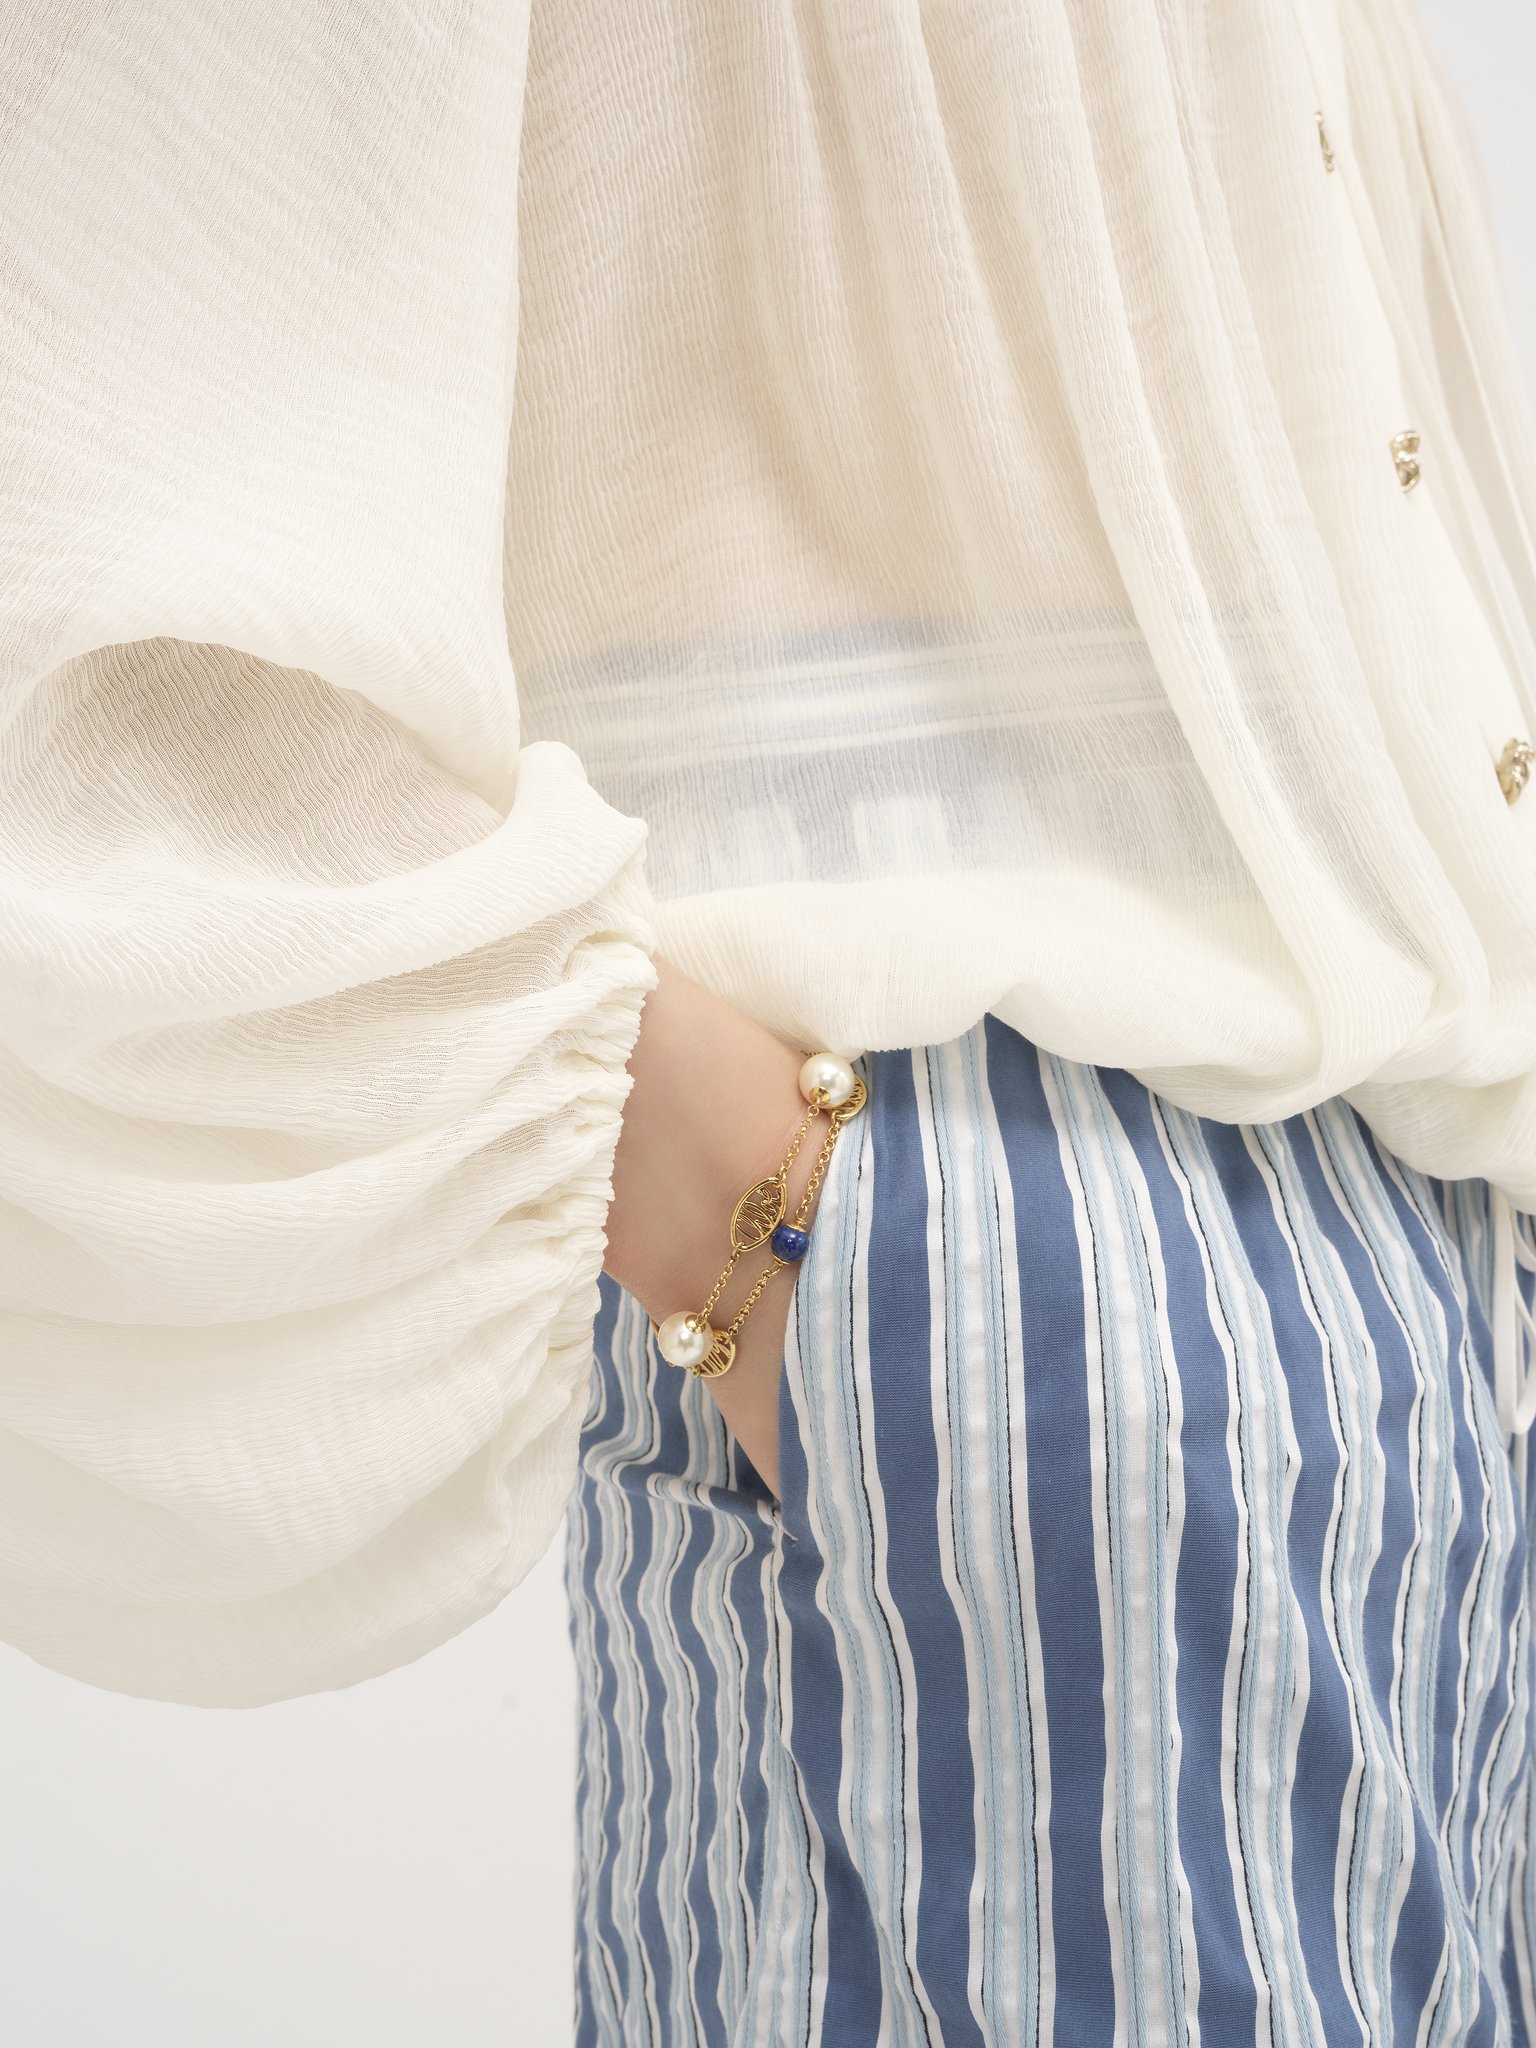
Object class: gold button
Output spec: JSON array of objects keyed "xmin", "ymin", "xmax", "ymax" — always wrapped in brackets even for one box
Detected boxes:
[
  {"xmin": 1497, "ymin": 737, "xmax": 1534, "ymax": 805},
  {"xmin": 1315, "ymin": 110, "xmax": 1336, "ymax": 172},
  {"xmin": 1390, "ymin": 428, "xmax": 1421, "ymax": 492}
]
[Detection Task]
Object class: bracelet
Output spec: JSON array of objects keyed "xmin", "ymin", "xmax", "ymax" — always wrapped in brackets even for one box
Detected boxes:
[{"xmin": 650, "ymin": 1051, "xmax": 869, "ymax": 1380}]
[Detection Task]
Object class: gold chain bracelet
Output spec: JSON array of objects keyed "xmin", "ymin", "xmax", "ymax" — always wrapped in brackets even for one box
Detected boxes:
[{"xmin": 650, "ymin": 1051, "xmax": 869, "ymax": 1379}]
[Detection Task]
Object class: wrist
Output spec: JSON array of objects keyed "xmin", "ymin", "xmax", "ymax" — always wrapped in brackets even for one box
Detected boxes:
[{"xmin": 603, "ymin": 957, "xmax": 807, "ymax": 1318}]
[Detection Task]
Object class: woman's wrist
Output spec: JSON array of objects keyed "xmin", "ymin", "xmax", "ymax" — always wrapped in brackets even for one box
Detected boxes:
[
  {"xmin": 603, "ymin": 954, "xmax": 831, "ymax": 1499},
  {"xmin": 603, "ymin": 954, "xmax": 808, "ymax": 1321}
]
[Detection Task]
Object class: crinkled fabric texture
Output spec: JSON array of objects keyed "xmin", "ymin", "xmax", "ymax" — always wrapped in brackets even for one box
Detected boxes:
[
  {"xmin": 1, "ymin": 0, "xmax": 1534, "ymax": 1704},
  {"xmin": 509, "ymin": 0, "xmax": 1536, "ymax": 1191},
  {"xmin": 0, "ymin": 4, "xmax": 657, "ymax": 1704}
]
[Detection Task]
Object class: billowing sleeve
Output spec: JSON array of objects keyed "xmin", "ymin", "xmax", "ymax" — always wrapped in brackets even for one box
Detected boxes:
[{"xmin": 0, "ymin": 2, "xmax": 658, "ymax": 1702}]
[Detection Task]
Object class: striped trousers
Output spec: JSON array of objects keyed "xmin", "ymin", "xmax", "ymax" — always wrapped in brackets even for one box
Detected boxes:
[{"xmin": 567, "ymin": 1015, "xmax": 1536, "ymax": 2046}]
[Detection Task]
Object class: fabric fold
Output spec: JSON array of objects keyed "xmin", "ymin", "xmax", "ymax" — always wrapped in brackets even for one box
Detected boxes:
[{"xmin": 0, "ymin": 0, "xmax": 660, "ymax": 1702}]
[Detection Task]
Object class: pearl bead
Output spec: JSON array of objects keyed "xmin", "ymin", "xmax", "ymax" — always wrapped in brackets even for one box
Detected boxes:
[
  {"xmin": 799, "ymin": 1051, "xmax": 857, "ymax": 1110},
  {"xmin": 656, "ymin": 1311, "xmax": 714, "ymax": 1371}
]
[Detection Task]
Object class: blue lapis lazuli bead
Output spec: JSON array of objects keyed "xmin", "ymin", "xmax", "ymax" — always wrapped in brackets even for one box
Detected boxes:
[{"xmin": 771, "ymin": 1223, "xmax": 811, "ymax": 1263}]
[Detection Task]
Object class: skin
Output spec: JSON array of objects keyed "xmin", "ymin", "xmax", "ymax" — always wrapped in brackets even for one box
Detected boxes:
[{"xmin": 602, "ymin": 954, "xmax": 833, "ymax": 1499}]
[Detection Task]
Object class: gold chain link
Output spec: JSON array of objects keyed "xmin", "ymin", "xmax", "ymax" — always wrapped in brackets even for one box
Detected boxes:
[
  {"xmin": 652, "ymin": 1061, "xmax": 868, "ymax": 1369},
  {"xmin": 690, "ymin": 1096, "xmax": 822, "ymax": 1325},
  {"xmin": 720, "ymin": 1105, "xmax": 850, "ymax": 1337}
]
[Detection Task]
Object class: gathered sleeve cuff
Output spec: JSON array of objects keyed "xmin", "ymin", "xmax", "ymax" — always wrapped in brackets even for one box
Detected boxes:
[{"xmin": 0, "ymin": 641, "xmax": 657, "ymax": 1704}]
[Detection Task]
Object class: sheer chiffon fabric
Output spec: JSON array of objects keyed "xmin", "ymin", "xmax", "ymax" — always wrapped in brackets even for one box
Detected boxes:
[
  {"xmin": 510, "ymin": 0, "xmax": 1536, "ymax": 1166},
  {"xmin": 0, "ymin": 0, "xmax": 1533, "ymax": 1703}
]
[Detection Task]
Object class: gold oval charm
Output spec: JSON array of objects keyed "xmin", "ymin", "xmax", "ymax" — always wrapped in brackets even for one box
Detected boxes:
[
  {"xmin": 690, "ymin": 1329, "xmax": 737, "ymax": 1379},
  {"xmin": 831, "ymin": 1074, "xmax": 868, "ymax": 1124},
  {"xmin": 730, "ymin": 1175, "xmax": 787, "ymax": 1252}
]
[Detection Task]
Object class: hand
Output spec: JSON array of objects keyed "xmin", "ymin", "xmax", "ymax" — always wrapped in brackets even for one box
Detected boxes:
[{"xmin": 603, "ymin": 954, "xmax": 821, "ymax": 1498}]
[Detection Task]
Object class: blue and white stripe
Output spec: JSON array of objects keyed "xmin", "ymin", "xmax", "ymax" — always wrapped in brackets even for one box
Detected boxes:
[{"xmin": 568, "ymin": 1015, "xmax": 1536, "ymax": 2046}]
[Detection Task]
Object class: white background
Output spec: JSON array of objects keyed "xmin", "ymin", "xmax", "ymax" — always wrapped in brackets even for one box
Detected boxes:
[{"xmin": 1, "ymin": 6, "xmax": 1531, "ymax": 2044}]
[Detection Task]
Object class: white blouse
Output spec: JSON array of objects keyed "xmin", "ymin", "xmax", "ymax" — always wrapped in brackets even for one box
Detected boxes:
[{"xmin": 2, "ymin": 0, "xmax": 1533, "ymax": 1704}]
